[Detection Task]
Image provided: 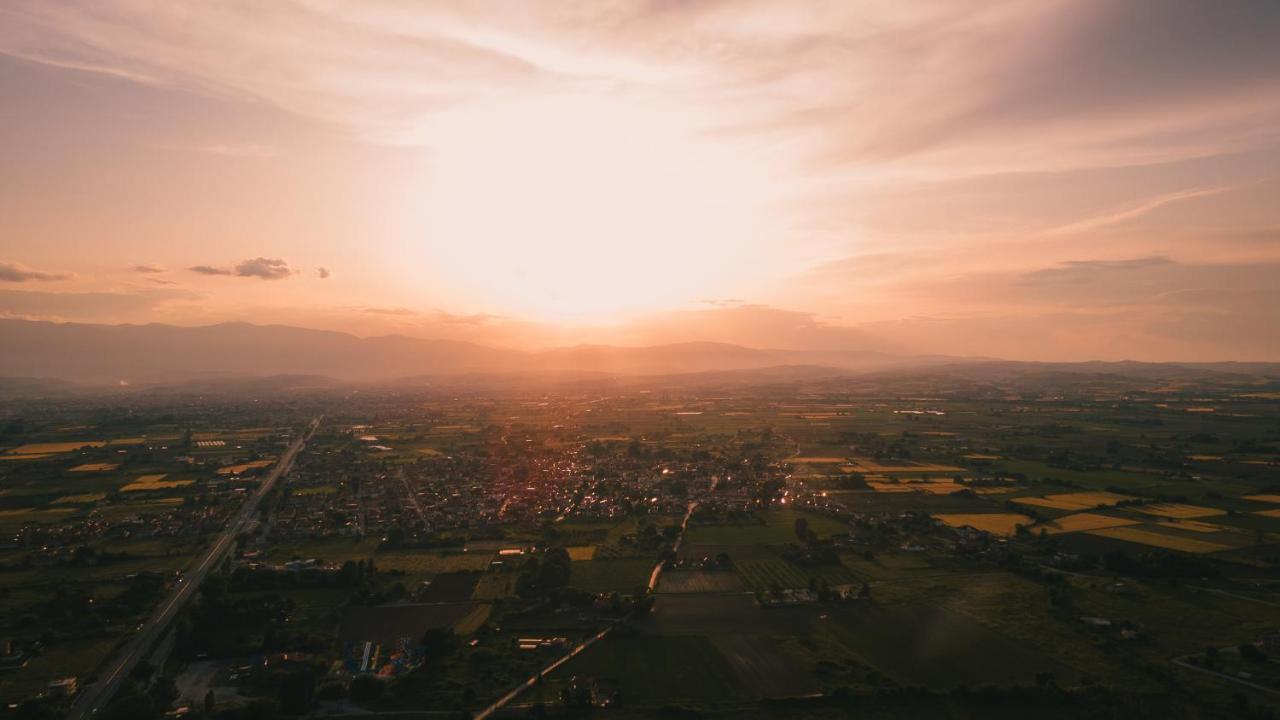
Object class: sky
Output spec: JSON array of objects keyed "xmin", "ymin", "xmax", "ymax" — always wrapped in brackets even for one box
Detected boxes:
[{"xmin": 1, "ymin": 0, "xmax": 1279, "ymax": 360}]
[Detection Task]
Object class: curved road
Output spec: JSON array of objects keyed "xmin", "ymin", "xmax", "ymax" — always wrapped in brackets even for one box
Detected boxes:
[{"xmin": 66, "ymin": 417, "xmax": 322, "ymax": 719}]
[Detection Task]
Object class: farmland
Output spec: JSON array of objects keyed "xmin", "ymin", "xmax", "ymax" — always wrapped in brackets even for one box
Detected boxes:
[{"xmin": 2, "ymin": 365, "xmax": 1280, "ymax": 718}]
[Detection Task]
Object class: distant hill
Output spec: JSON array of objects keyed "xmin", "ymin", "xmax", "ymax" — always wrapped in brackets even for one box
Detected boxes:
[
  {"xmin": 0, "ymin": 319, "xmax": 902, "ymax": 385},
  {"xmin": 3, "ymin": 319, "xmax": 1274, "ymax": 390}
]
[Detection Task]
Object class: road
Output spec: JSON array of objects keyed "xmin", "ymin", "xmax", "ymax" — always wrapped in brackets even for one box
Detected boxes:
[
  {"xmin": 474, "ymin": 501, "xmax": 698, "ymax": 720},
  {"xmin": 66, "ymin": 416, "xmax": 322, "ymax": 719}
]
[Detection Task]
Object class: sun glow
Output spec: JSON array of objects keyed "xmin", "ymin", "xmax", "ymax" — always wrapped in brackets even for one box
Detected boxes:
[{"xmin": 416, "ymin": 95, "xmax": 779, "ymax": 323}]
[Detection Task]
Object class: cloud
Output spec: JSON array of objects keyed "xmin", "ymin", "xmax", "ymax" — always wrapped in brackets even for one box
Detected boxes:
[
  {"xmin": 363, "ymin": 307, "xmax": 416, "ymax": 316},
  {"xmin": 233, "ymin": 257, "xmax": 294, "ymax": 280},
  {"xmin": 131, "ymin": 264, "xmax": 165, "ymax": 273},
  {"xmin": 1041, "ymin": 187, "xmax": 1233, "ymax": 237},
  {"xmin": 188, "ymin": 258, "xmax": 296, "ymax": 279},
  {"xmin": 188, "ymin": 265, "xmax": 233, "ymax": 276},
  {"xmin": 1021, "ymin": 256, "xmax": 1176, "ymax": 285},
  {"xmin": 0, "ymin": 262, "xmax": 69, "ymax": 282},
  {"xmin": 317, "ymin": 267, "xmax": 330, "ymax": 279}
]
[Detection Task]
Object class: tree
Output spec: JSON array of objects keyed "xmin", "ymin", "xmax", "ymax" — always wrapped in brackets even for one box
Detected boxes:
[
  {"xmin": 794, "ymin": 517, "xmax": 809, "ymax": 542},
  {"xmin": 278, "ymin": 668, "xmax": 316, "ymax": 715},
  {"xmin": 349, "ymin": 674, "xmax": 385, "ymax": 704},
  {"xmin": 420, "ymin": 627, "xmax": 458, "ymax": 661}
]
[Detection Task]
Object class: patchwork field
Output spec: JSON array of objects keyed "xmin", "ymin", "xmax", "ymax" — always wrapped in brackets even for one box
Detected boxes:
[
  {"xmin": 68, "ymin": 463, "xmax": 119, "ymax": 472},
  {"xmin": 1135, "ymin": 503, "xmax": 1226, "ymax": 519},
  {"xmin": 1012, "ymin": 491, "xmax": 1136, "ymax": 511},
  {"xmin": 1085, "ymin": 526, "xmax": 1232, "ymax": 553},
  {"xmin": 1034, "ymin": 512, "xmax": 1139, "ymax": 535},
  {"xmin": 121, "ymin": 474, "xmax": 194, "ymax": 492},
  {"xmin": 6, "ymin": 441, "xmax": 106, "ymax": 455},
  {"xmin": 933, "ymin": 512, "xmax": 1033, "ymax": 536}
]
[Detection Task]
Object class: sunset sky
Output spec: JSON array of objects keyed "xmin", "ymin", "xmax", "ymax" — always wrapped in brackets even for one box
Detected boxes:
[{"xmin": 2, "ymin": 1, "xmax": 1279, "ymax": 360}]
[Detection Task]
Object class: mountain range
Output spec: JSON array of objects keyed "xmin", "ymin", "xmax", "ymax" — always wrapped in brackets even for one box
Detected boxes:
[{"xmin": 2, "ymin": 319, "xmax": 1277, "ymax": 392}]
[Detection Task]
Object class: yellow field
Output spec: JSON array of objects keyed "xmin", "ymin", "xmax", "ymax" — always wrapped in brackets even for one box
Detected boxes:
[
  {"xmin": 7, "ymin": 441, "xmax": 106, "ymax": 455},
  {"xmin": 1244, "ymin": 494, "xmax": 1280, "ymax": 504},
  {"xmin": 964, "ymin": 454, "xmax": 1001, "ymax": 460},
  {"xmin": 1086, "ymin": 526, "xmax": 1230, "ymax": 553},
  {"xmin": 217, "ymin": 459, "xmax": 275, "ymax": 475},
  {"xmin": 914, "ymin": 481, "xmax": 967, "ymax": 494},
  {"xmin": 1135, "ymin": 503, "xmax": 1226, "ymax": 519},
  {"xmin": 848, "ymin": 458, "xmax": 965, "ymax": 474},
  {"xmin": 1035, "ymin": 513, "xmax": 1138, "ymax": 535},
  {"xmin": 0, "ymin": 454, "xmax": 55, "ymax": 461},
  {"xmin": 1012, "ymin": 491, "xmax": 1136, "ymax": 511},
  {"xmin": 790, "ymin": 456, "xmax": 848, "ymax": 464},
  {"xmin": 867, "ymin": 481, "xmax": 915, "ymax": 493},
  {"xmin": 1186, "ymin": 454, "xmax": 1221, "ymax": 461},
  {"xmin": 53, "ymin": 492, "xmax": 108, "ymax": 504},
  {"xmin": 69, "ymin": 463, "xmax": 120, "ymax": 472},
  {"xmin": 1254, "ymin": 509, "xmax": 1280, "ymax": 519},
  {"xmin": 121, "ymin": 474, "xmax": 194, "ymax": 492},
  {"xmin": 567, "ymin": 546, "xmax": 597, "ymax": 561},
  {"xmin": 109, "ymin": 437, "xmax": 146, "ymax": 446},
  {"xmin": 934, "ymin": 513, "xmax": 1033, "ymax": 536},
  {"xmin": 1159, "ymin": 519, "xmax": 1226, "ymax": 533}
]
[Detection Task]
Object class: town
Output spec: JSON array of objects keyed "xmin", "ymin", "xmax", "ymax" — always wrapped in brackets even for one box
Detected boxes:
[{"xmin": 2, "ymin": 366, "xmax": 1280, "ymax": 720}]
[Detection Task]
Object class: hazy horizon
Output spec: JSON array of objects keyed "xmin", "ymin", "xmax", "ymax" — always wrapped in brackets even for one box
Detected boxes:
[{"xmin": 3, "ymin": 1, "xmax": 1280, "ymax": 361}]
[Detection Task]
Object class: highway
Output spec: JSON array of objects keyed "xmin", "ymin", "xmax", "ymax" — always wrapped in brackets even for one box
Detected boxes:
[{"xmin": 66, "ymin": 416, "xmax": 322, "ymax": 719}]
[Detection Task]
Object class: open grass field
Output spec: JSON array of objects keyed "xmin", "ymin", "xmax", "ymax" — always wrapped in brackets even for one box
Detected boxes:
[
  {"xmin": 6, "ymin": 441, "xmax": 106, "ymax": 455},
  {"xmin": 0, "ymin": 507, "xmax": 77, "ymax": 531},
  {"xmin": 687, "ymin": 510, "xmax": 849, "ymax": 546},
  {"xmin": 452, "ymin": 603, "xmax": 492, "ymax": 635},
  {"xmin": 733, "ymin": 554, "xmax": 857, "ymax": 592},
  {"xmin": 1244, "ymin": 494, "xmax": 1280, "ymax": 504},
  {"xmin": 1033, "ymin": 512, "xmax": 1138, "ymax": 534},
  {"xmin": 806, "ymin": 602, "xmax": 1079, "ymax": 690},
  {"xmin": 933, "ymin": 512, "xmax": 1033, "ymax": 536},
  {"xmin": 52, "ymin": 492, "xmax": 107, "ymax": 504},
  {"xmin": 471, "ymin": 570, "xmax": 516, "ymax": 600},
  {"xmin": 374, "ymin": 550, "xmax": 493, "ymax": 575},
  {"xmin": 1085, "ymin": 526, "xmax": 1232, "ymax": 553},
  {"xmin": 544, "ymin": 633, "xmax": 746, "ymax": 703},
  {"xmin": 657, "ymin": 570, "xmax": 744, "ymax": 594},
  {"xmin": 1135, "ymin": 503, "xmax": 1226, "ymax": 519},
  {"xmin": 68, "ymin": 463, "xmax": 119, "ymax": 472},
  {"xmin": 266, "ymin": 536, "xmax": 381, "ymax": 563},
  {"xmin": 0, "ymin": 636, "xmax": 120, "ymax": 701},
  {"xmin": 1011, "ymin": 491, "xmax": 1136, "ymax": 511},
  {"xmin": 570, "ymin": 557, "xmax": 655, "ymax": 593},
  {"xmin": 339, "ymin": 602, "xmax": 476, "ymax": 645}
]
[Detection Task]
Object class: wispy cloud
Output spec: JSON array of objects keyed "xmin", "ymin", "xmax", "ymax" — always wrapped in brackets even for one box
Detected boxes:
[{"xmin": 0, "ymin": 262, "xmax": 70, "ymax": 282}]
